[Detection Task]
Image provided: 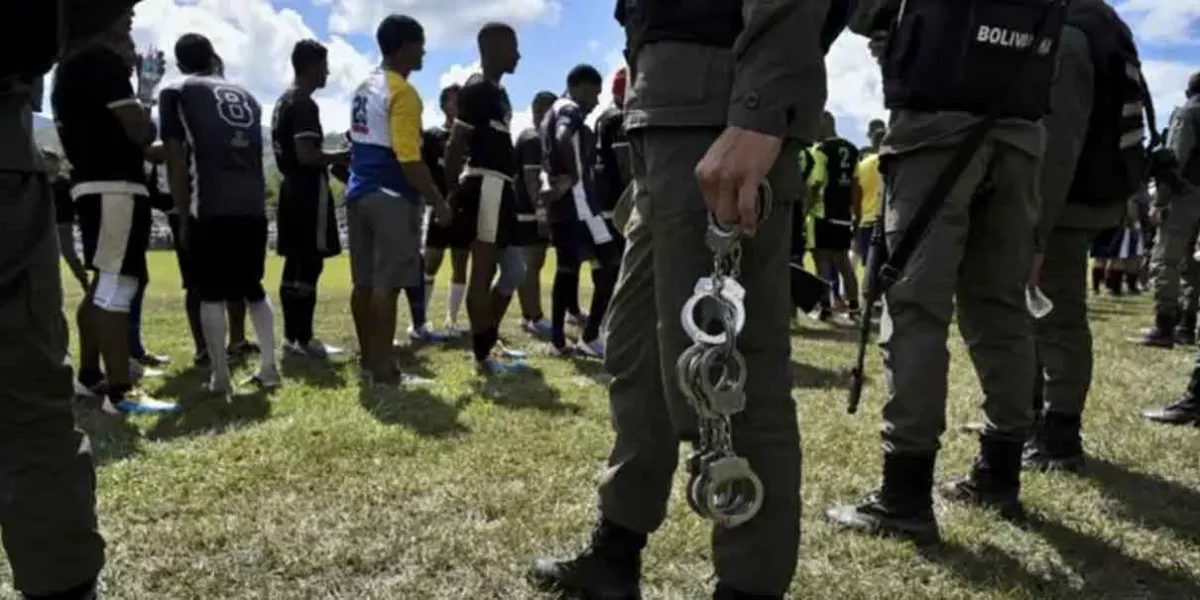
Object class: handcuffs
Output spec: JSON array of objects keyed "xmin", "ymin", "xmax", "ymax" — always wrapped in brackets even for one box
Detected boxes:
[{"xmin": 678, "ymin": 182, "xmax": 773, "ymax": 529}]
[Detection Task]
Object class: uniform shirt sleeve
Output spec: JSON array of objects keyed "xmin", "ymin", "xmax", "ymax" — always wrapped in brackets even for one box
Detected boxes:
[
  {"xmin": 556, "ymin": 103, "xmax": 583, "ymax": 139},
  {"xmin": 387, "ymin": 81, "xmax": 423, "ymax": 163},
  {"xmin": 83, "ymin": 47, "xmax": 137, "ymax": 110},
  {"xmin": 728, "ymin": 0, "xmax": 825, "ymax": 138},
  {"xmin": 1168, "ymin": 105, "xmax": 1198, "ymax": 174},
  {"xmin": 158, "ymin": 86, "xmax": 185, "ymax": 142},
  {"xmin": 1035, "ymin": 25, "xmax": 1094, "ymax": 251},
  {"xmin": 456, "ymin": 81, "xmax": 487, "ymax": 131},
  {"xmin": 293, "ymin": 95, "xmax": 323, "ymax": 140}
]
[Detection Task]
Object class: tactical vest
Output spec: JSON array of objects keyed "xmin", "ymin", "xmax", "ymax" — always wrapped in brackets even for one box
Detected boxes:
[
  {"xmin": 616, "ymin": 0, "xmax": 743, "ymax": 57},
  {"xmin": 1065, "ymin": 2, "xmax": 1149, "ymax": 207},
  {"xmin": 881, "ymin": 0, "xmax": 1065, "ymax": 120}
]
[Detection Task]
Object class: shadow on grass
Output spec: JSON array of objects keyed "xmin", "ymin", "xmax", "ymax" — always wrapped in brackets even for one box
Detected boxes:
[
  {"xmin": 919, "ymin": 540, "xmax": 1075, "ymax": 598},
  {"xmin": 357, "ymin": 386, "xmax": 470, "ymax": 438},
  {"xmin": 797, "ymin": 324, "xmax": 863, "ymax": 343},
  {"xmin": 144, "ymin": 389, "xmax": 273, "ymax": 440},
  {"xmin": 473, "ymin": 365, "xmax": 583, "ymax": 415},
  {"xmin": 280, "ymin": 353, "xmax": 350, "ymax": 389},
  {"xmin": 568, "ymin": 354, "xmax": 611, "ymax": 387},
  {"xmin": 1024, "ymin": 511, "xmax": 1200, "ymax": 598},
  {"xmin": 791, "ymin": 360, "xmax": 854, "ymax": 390},
  {"xmin": 74, "ymin": 402, "xmax": 143, "ymax": 466},
  {"xmin": 1088, "ymin": 303, "xmax": 1145, "ymax": 318},
  {"xmin": 1085, "ymin": 457, "xmax": 1200, "ymax": 546}
]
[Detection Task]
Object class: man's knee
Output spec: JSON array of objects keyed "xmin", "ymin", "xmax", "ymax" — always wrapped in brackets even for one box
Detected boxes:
[
  {"xmin": 90, "ymin": 272, "xmax": 138, "ymax": 313},
  {"xmin": 495, "ymin": 248, "xmax": 528, "ymax": 295}
]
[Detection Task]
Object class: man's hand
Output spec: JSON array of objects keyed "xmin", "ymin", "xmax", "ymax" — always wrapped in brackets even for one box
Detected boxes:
[
  {"xmin": 694, "ymin": 126, "xmax": 782, "ymax": 232},
  {"xmin": 433, "ymin": 199, "xmax": 453, "ymax": 226}
]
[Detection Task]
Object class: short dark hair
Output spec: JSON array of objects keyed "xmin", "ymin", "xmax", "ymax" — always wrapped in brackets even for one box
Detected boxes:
[
  {"xmin": 291, "ymin": 39, "xmax": 328, "ymax": 74},
  {"xmin": 377, "ymin": 14, "xmax": 424, "ymax": 57},
  {"xmin": 532, "ymin": 91, "xmax": 558, "ymax": 109},
  {"xmin": 439, "ymin": 84, "xmax": 461, "ymax": 106},
  {"xmin": 566, "ymin": 64, "xmax": 603, "ymax": 88},
  {"xmin": 478, "ymin": 22, "xmax": 515, "ymax": 46},
  {"xmin": 867, "ymin": 118, "xmax": 886, "ymax": 131},
  {"xmin": 1188, "ymin": 71, "xmax": 1200, "ymax": 98},
  {"xmin": 175, "ymin": 33, "xmax": 216, "ymax": 75}
]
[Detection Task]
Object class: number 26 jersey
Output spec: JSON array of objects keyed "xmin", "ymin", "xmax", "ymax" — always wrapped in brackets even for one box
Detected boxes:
[{"xmin": 159, "ymin": 75, "xmax": 266, "ymax": 219}]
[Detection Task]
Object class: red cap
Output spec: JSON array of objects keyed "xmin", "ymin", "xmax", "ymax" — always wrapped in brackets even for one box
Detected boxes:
[{"xmin": 612, "ymin": 67, "xmax": 628, "ymax": 98}]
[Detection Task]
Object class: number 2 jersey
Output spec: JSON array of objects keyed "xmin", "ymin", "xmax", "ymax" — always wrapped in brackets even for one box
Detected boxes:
[
  {"xmin": 810, "ymin": 137, "xmax": 860, "ymax": 224},
  {"xmin": 159, "ymin": 75, "xmax": 266, "ymax": 219}
]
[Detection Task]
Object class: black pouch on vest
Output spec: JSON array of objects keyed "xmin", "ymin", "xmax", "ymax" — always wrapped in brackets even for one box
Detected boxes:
[{"xmin": 882, "ymin": 0, "xmax": 1066, "ymax": 120}]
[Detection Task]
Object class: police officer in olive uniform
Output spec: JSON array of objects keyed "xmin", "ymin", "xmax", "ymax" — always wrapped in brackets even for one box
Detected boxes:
[
  {"xmin": 1144, "ymin": 73, "xmax": 1200, "ymax": 426},
  {"xmin": 0, "ymin": 2, "xmax": 138, "ymax": 597},
  {"xmin": 528, "ymin": 0, "xmax": 830, "ymax": 597},
  {"xmin": 1025, "ymin": 0, "xmax": 1145, "ymax": 472},
  {"xmin": 826, "ymin": 0, "xmax": 1065, "ymax": 543},
  {"xmin": 1138, "ymin": 72, "xmax": 1200, "ymax": 348}
]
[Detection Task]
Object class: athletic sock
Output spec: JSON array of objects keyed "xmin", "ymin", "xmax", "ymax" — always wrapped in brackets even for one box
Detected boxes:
[
  {"xmin": 77, "ymin": 367, "xmax": 104, "ymax": 388},
  {"xmin": 472, "ymin": 331, "xmax": 491, "ymax": 362},
  {"xmin": 423, "ymin": 275, "xmax": 437, "ymax": 309},
  {"xmin": 248, "ymin": 298, "xmax": 278, "ymax": 375},
  {"xmin": 448, "ymin": 283, "xmax": 466, "ymax": 324},
  {"xmin": 278, "ymin": 284, "xmax": 297, "ymax": 343},
  {"xmin": 200, "ymin": 301, "xmax": 230, "ymax": 385},
  {"xmin": 296, "ymin": 289, "xmax": 317, "ymax": 345},
  {"xmin": 406, "ymin": 284, "xmax": 427, "ymax": 329}
]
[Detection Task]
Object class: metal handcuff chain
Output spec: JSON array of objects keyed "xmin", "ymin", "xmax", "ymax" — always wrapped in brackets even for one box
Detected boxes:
[{"xmin": 679, "ymin": 182, "xmax": 773, "ymax": 529}]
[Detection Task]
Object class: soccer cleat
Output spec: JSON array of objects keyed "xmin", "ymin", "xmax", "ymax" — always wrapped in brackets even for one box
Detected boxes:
[
  {"xmin": 106, "ymin": 389, "xmax": 179, "ymax": 415},
  {"xmin": 408, "ymin": 324, "xmax": 450, "ymax": 343},
  {"xmin": 521, "ymin": 319, "xmax": 553, "ymax": 340},
  {"xmin": 575, "ymin": 338, "xmax": 605, "ymax": 359}
]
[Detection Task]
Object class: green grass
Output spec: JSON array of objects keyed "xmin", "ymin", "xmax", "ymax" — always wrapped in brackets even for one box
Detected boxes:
[{"xmin": 3, "ymin": 251, "xmax": 1200, "ymax": 599}]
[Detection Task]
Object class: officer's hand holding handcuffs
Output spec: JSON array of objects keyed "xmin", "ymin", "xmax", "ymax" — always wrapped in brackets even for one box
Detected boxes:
[{"xmin": 694, "ymin": 126, "xmax": 782, "ymax": 234}]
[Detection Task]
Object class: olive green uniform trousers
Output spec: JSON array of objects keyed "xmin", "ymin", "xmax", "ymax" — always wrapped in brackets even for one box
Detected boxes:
[
  {"xmin": 596, "ymin": 129, "xmax": 803, "ymax": 596},
  {"xmin": 879, "ymin": 140, "xmax": 1039, "ymax": 454},
  {"xmin": 0, "ymin": 173, "xmax": 105, "ymax": 596}
]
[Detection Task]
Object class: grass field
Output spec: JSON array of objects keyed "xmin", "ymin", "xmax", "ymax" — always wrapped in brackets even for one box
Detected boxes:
[{"xmin": 2, "ymin": 250, "xmax": 1199, "ymax": 599}]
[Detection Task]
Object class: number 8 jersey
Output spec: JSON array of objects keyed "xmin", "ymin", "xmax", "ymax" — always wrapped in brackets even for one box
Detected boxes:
[{"xmin": 159, "ymin": 75, "xmax": 266, "ymax": 219}]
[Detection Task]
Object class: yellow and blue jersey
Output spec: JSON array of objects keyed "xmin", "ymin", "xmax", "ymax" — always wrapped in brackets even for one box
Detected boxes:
[{"xmin": 346, "ymin": 68, "xmax": 423, "ymax": 202}]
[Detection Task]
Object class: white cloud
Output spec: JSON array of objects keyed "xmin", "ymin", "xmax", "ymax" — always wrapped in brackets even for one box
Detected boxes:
[
  {"xmin": 327, "ymin": 0, "xmax": 562, "ymax": 45},
  {"xmin": 1116, "ymin": 0, "xmax": 1200, "ymax": 44}
]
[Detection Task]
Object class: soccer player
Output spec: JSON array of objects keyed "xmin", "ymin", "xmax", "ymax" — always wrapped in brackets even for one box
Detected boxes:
[
  {"xmin": 51, "ymin": 13, "xmax": 175, "ymax": 414},
  {"xmin": 272, "ymin": 39, "xmax": 348, "ymax": 359},
  {"xmin": 345, "ymin": 15, "xmax": 451, "ymax": 384},
  {"xmin": 515, "ymin": 91, "xmax": 559, "ymax": 338},
  {"xmin": 160, "ymin": 33, "xmax": 280, "ymax": 394},
  {"xmin": 421, "ymin": 84, "xmax": 469, "ymax": 338},
  {"xmin": 540, "ymin": 65, "xmax": 614, "ymax": 357},
  {"xmin": 442, "ymin": 23, "xmax": 525, "ymax": 374},
  {"xmin": 809, "ymin": 112, "xmax": 860, "ymax": 317}
]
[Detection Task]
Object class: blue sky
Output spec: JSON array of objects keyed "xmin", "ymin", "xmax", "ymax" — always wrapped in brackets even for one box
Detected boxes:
[{"xmin": 37, "ymin": 0, "xmax": 1200, "ymax": 146}]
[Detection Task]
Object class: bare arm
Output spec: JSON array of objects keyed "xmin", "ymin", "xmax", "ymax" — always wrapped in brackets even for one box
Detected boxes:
[
  {"xmin": 165, "ymin": 139, "xmax": 191, "ymax": 218},
  {"xmin": 57, "ymin": 224, "xmax": 88, "ymax": 286},
  {"xmin": 443, "ymin": 123, "xmax": 471, "ymax": 195}
]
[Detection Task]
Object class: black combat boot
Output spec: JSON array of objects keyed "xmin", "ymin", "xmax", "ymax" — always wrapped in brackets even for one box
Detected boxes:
[
  {"xmin": 1137, "ymin": 314, "xmax": 1177, "ymax": 349},
  {"xmin": 824, "ymin": 453, "xmax": 940, "ymax": 544},
  {"xmin": 938, "ymin": 436, "xmax": 1025, "ymax": 521},
  {"xmin": 1143, "ymin": 368, "xmax": 1200, "ymax": 426},
  {"xmin": 1023, "ymin": 412, "xmax": 1085, "ymax": 473},
  {"xmin": 528, "ymin": 516, "xmax": 645, "ymax": 599},
  {"xmin": 1176, "ymin": 311, "xmax": 1198, "ymax": 346},
  {"xmin": 713, "ymin": 583, "xmax": 781, "ymax": 599}
]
